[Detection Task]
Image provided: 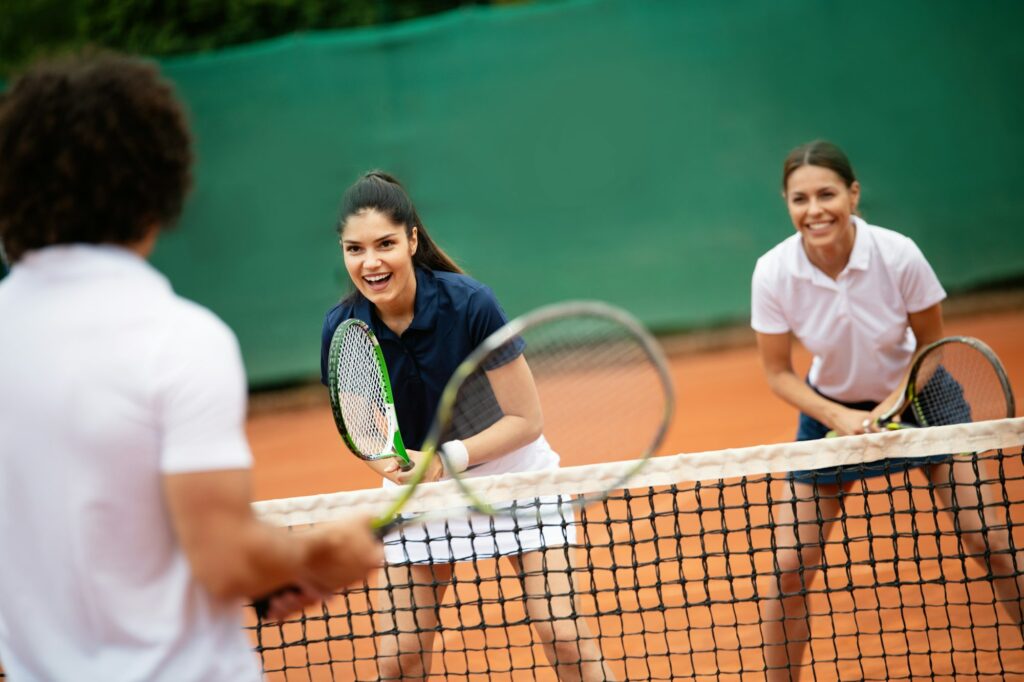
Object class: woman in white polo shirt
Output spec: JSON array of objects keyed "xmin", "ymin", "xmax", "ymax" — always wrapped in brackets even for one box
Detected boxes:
[{"xmin": 750, "ymin": 140, "xmax": 1024, "ymax": 679}]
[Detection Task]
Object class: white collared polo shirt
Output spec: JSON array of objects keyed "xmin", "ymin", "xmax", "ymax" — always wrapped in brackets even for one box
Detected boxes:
[
  {"xmin": 0, "ymin": 244, "xmax": 260, "ymax": 682},
  {"xmin": 751, "ymin": 217, "xmax": 946, "ymax": 402}
]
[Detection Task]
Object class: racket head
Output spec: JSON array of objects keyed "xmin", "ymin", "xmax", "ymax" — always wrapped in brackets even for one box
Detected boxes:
[
  {"xmin": 374, "ymin": 300, "xmax": 675, "ymax": 531},
  {"xmin": 904, "ymin": 336, "xmax": 1015, "ymax": 426},
  {"xmin": 327, "ymin": 318, "xmax": 411, "ymax": 468}
]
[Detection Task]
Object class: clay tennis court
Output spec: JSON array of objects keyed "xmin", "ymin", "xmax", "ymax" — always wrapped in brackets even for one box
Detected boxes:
[{"xmin": 244, "ymin": 299, "xmax": 1024, "ymax": 681}]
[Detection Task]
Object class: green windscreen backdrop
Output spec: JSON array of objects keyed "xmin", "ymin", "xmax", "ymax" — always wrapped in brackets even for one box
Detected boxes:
[{"xmin": 11, "ymin": 0, "xmax": 1023, "ymax": 385}]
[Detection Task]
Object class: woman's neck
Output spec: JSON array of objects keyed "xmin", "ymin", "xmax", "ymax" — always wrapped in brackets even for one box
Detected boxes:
[
  {"xmin": 804, "ymin": 222, "xmax": 856, "ymax": 280},
  {"xmin": 374, "ymin": 272, "xmax": 418, "ymax": 336}
]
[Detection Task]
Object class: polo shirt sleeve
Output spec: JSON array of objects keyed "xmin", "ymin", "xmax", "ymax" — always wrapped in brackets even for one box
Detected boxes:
[
  {"xmin": 750, "ymin": 256, "xmax": 790, "ymax": 334},
  {"xmin": 157, "ymin": 307, "xmax": 253, "ymax": 474},
  {"xmin": 467, "ymin": 285, "xmax": 525, "ymax": 370},
  {"xmin": 898, "ymin": 238, "xmax": 946, "ymax": 313}
]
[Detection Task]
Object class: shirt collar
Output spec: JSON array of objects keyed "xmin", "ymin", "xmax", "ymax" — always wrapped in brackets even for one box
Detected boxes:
[
  {"xmin": 357, "ymin": 266, "xmax": 439, "ymax": 334},
  {"xmin": 845, "ymin": 216, "xmax": 871, "ymax": 271},
  {"xmin": 17, "ymin": 243, "xmax": 169, "ymax": 287},
  {"xmin": 406, "ymin": 267, "xmax": 438, "ymax": 331},
  {"xmin": 790, "ymin": 215, "xmax": 871, "ymax": 282}
]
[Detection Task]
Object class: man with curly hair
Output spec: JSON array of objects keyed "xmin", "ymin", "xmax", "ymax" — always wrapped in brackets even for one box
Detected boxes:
[{"xmin": 0, "ymin": 52, "xmax": 382, "ymax": 681}]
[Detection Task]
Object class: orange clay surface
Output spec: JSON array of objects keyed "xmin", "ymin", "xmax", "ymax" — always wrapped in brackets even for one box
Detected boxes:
[
  {"xmin": 248, "ymin": 309, "xmax": 1024, "ymax": 501},
  {"xmin": 245, "ymin": 307, "xmax": 1024, "ymax": 681}
]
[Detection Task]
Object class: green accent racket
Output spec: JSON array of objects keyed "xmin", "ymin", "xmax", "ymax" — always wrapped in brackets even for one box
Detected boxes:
[{"xmin": 327, "ymin": 318, "xmax": 412, "ymax": 472}]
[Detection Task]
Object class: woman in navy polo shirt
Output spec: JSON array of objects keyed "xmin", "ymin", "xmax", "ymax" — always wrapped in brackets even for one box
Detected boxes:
[
  {"xmin": 323, "ymin": 171, "xmax": 610, "ymax": 681},
  {"xmin": 750, "ymin": 141, "xmax": 1023, "ymax": 679}
]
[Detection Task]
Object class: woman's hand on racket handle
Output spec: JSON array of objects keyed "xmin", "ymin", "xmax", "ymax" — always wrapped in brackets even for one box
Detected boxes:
[
  {"xmin": 383, "ymin": 449, "xmax": 444, "ymax": 485},
  {"xmin": 829, "ymin": 407, "xmax": 874, "ymax": 436},
  {"xmin": 862, "ymin": 404, "xmax": 897, "ymax": 433}
]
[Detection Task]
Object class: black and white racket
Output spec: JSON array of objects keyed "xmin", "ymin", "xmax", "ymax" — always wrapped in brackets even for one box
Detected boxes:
[
  {"xmin": 873, "ymin": 335, "xmax": 1015, "ymax": 429},
  {"xmin": 254, "ymin": 301, "xmax": 675, "ymax": 618}
]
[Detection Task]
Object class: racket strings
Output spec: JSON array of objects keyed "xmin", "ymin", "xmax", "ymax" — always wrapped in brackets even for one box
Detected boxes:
[
  {"xmin": 913, "ymin": 343, "xmax": 1011, "ymax": 426},
  {"xmin": 548, "ymin": 317, "xmax": 665, "ymax": 459},
  {"xmin": 448, "ymin": 312, "xmax": 670, "ymax": 500},
  {"xmin": 336, "ymin": 327, "xmax": 392, "ymax": 455}
]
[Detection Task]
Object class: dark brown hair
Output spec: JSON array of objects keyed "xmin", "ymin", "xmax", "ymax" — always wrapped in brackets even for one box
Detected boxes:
[
  {"xmin": 0, "ymin": 51, "xmax": 192, "ymax": 263},
  {"xmin": 338, "ymin": 170, "xmax": 462, "ymax": 274},
  {"xmin": 781, "ymin": 140, "xmax": 857, "ymax": 192}
]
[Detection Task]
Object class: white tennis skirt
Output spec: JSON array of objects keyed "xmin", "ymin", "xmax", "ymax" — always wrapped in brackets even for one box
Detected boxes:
[{"xmin": 382, "ymin": 436, "xmax": 577, "ymax": 564}]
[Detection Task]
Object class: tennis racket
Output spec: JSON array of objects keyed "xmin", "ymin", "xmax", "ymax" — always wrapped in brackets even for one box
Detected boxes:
[
  {"xmin": 872, "ymin": 335, "xmax": 1015, "ymax": 430},
  {"xmin": 327, "ymin": 318, "xmax": 413, "ymax": 472},
  {"xmin": 253, "ymin": 301, "xmax": 674, "ymax": 619},
  {"xmin": 372, "ymin": 299, "xmax": 675, "ymax": 534}
]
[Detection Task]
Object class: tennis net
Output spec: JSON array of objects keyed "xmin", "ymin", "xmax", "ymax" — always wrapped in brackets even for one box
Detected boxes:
[{"xmin": 252, "ymin": 418, "xmax": 1022, "ymax": 680}]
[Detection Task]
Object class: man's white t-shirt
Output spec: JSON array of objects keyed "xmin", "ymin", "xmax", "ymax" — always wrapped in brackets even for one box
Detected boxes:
[
  {"xmin": 0, "ymin": 245, "xmax": 261, "ymax": 681},
  {"xmin": 751, "ymin": 217, "xmax": 946, "ymax": 403}
]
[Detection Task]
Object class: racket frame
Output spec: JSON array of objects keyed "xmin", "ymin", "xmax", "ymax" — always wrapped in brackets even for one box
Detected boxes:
[
  {"xmin": 875, "ymin": 335, "xmax": 1015, "ymax": 429},
  {"xmin": 372, "ymin": 300, "xmax": 675, "ymax": 533}
]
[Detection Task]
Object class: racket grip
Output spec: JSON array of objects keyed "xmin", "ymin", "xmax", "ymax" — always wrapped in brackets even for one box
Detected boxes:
[
  {"xmin": 254, "ymin": 522, "xmax": 395, "ymax": 619},
  {"xmin": 252, "ymin": 588, "xmax": 298, "ymax": 621},
  {"xmin": 398, "ymin": 458, "xmax": 414, "ymax": 472}
]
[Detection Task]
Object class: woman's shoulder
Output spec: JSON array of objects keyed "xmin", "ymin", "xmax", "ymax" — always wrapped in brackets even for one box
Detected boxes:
[
  {"xmin": 860, "ymin": 220, "xmax": 917, "ymax": 247},
  {"xmin": 858, "ymin": 220, "xmax": 927, "ymax": 264},
  {"xmin": 753, "ymin": 232, "xmax": 802, "ymax": 280},
  {"xmin": 323, "ymin": 295, "xmax": 363, "ymax": 331},
  {"xmin": 431, "ymin": 270, "xmax": 499, "ymax": 305},
  {"xmin": 431, "ymin": 269, "xmax": 490, "ymax": 293},
  {"xmin": 428, "ymin": 269, "xmax": 509, "ymax": 330}
]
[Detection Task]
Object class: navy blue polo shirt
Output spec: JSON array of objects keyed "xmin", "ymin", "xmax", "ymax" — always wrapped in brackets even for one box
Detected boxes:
[{"xmin": 321, "ymin": 267, "xmax": 518, "ymax": 450}]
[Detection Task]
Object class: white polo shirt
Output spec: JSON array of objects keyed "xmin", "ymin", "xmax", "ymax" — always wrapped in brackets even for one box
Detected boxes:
[
  {"xmin": 751, "ymin": 217, "xmax": 946, "ymax": 403},
  {"xmin": 0, "ymin": 245, "xmax": 261, "ymax": 682}
]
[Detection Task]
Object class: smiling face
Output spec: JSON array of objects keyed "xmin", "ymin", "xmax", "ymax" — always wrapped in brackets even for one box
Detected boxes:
[
  {"xmin": 784, "ymin": 164, "xmax": 860, "ymax": 252},
  {"xmin": 340, "ymin": 208, "xmax": 419, "ymax": 313}
]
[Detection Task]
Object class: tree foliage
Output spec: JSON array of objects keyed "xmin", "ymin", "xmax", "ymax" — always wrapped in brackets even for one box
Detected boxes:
[{"xmin": 0, "ymin": 0, "xmax": 527, "ymax": 76}]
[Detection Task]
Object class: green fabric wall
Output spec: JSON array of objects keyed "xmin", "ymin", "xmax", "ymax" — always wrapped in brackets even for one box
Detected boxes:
[{"xmin": 10, "ymin": 0, "xmax": 1024, "ymax": 385}]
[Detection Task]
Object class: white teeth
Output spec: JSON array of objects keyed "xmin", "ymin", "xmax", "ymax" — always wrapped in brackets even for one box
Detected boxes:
[
  {"xmin": 807, "ymin": 222, "xmax": 831, "ymax": 231},
  {"xmin": 365, "ymin": 273, "xmax": 390, "ymax": 282}
]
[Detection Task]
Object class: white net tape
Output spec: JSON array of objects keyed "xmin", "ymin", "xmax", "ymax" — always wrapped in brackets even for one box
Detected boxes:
[{"xmin": 254, "ymin": 417, "xmax": 1024, "ymax": 526}]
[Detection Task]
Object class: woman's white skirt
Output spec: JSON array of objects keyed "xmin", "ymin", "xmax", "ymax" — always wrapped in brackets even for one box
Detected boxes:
[{"xmin": 382, "ymin": 436, "xmax": 577, "ymax": 564}]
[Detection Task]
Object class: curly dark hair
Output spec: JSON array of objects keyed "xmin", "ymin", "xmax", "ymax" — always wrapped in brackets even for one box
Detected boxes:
[{"xmin": 0, "ymin": 51, "xmax": 192, "ymax": 264}]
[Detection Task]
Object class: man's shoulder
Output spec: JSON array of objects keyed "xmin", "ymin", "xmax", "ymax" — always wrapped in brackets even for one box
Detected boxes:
[{"xmin": 159, "ymin": 293, "xmax": 239, "ymax": 348}]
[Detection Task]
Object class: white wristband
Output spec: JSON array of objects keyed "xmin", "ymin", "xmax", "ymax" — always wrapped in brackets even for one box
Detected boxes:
[{"xmin": 440, "ymin": 440, "xmax": 469, "ymax": 476}]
